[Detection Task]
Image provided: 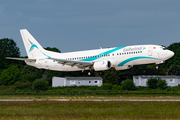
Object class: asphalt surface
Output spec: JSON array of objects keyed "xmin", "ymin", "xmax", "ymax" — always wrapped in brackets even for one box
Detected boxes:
[{"xmin": 0, "ymin": 99, "xmax": 180, "ymax": 101}]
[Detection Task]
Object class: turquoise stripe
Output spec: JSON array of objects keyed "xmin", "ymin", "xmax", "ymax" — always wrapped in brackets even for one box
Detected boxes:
[
  {"xmin": 28, "ymin": 44, "xmax": 51, "ymax": 58},
  {"xmin": 118, "ymin": 56, "xmax": 159, "ymax": 66},
  {"xmin": 28, "ymin": 44, "xmax": 39, "ymax": 52},
  {"xmin": 42, "ymin": 52, "xmax": 51, "ymax": 58},
  {"xmin": 80, "ymin": 46, "xmax": 126, "ymax": 62},
  {"xmin": 100, "ymin": 47, "xmax": 125, "ymax": 56}
]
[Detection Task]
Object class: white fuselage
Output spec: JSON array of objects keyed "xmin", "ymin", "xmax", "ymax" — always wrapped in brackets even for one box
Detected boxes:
[
  {"xmin": 25, "ymin": 45, "xmax": 174, "ymax": 71},
  {"xmin": 7, "ymin": 29, "xmax": 174, "ymax": 72}
]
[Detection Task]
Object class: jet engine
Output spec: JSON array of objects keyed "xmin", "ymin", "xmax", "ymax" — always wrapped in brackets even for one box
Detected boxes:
[{"xmin": 93, "ymin": 61, "xmax": 111, "ymax": 71}]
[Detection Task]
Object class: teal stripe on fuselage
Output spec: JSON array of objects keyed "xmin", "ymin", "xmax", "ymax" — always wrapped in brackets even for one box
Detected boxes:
[
  {"xmin": 42, "ymin": 52, "xmax": 51, "ymax": 58},
  {"xmin": 118, "ymin": 56, "xmax": 159, "ymax": 66},
  {"xmin": 80, "ymin": 46, "xmax": 126, "ymax": 62}
]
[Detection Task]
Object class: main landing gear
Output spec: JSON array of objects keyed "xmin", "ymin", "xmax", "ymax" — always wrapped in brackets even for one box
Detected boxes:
[
  {"xmin": 156, "ymin": 65, "xmax": 159, "ymax": 69},
  {"xmin": 88, "ymin": 71, "xmax": 104, "ymax": 76},
  {"xmin": 88, "ymin": 71, "xmax": 92, "ymax": 76}
]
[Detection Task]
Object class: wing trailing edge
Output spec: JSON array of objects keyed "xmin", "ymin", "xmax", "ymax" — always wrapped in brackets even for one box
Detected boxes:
[{"xmin": 49, "ymin": 58, "xmax": 93, "ymax": 68}]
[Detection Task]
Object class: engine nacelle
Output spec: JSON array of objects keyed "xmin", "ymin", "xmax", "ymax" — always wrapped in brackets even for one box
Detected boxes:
[{"xmin": 93, "ymin": 61, "xmax": 111, "ymax": 71}]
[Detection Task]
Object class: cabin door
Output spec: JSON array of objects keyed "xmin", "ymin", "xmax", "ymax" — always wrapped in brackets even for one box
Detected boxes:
[{"xmin": 148, "ymin": 47, "xmax": 152, "ymax": 56}]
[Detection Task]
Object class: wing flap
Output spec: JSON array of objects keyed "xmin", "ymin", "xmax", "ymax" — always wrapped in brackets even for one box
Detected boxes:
[{"xmin": 49, "ymin": 58, "xmax": 93, "ymax": 68}]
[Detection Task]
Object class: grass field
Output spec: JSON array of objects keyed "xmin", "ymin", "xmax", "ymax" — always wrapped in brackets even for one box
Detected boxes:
[
  {"xmin": 0, "ymin": 95, "xmax": 180, "ymax": 120},
  {"xmin": 0, "ymin": 94, "xmax": 180, "ymax": 99},
  {"xmin": 0, "ymin": 101, "xmax": 180, "ymax": 120}
]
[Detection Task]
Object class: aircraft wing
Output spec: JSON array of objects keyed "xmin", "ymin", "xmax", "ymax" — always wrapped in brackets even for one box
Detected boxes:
[
  {"xmin": 49, "ymin": 58, "xmax": 93, "ymax": 69},
  {"xmin": 6, "ymin": 57, "xmax": 36, "ymax": 62}
]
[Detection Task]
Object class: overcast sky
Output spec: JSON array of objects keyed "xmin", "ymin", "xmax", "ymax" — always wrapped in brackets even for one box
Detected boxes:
[{"xmin": 0, "ymin": 0, "xmax": 180, "ymax": 56}]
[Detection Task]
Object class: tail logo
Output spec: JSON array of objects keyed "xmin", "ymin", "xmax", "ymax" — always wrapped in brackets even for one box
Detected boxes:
[
  {"xmin": 28, "ymin": 39, "xmax": 39, "ymax": 52},
  {"xmin": 27, "ymin": 39, "xmax": 51, "ymax": 58}
]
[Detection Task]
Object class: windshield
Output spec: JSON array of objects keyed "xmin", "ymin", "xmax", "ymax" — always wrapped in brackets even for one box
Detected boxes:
[{"xmin": 160, "ymin": 46, "xmax": 166, "ymax": 50}]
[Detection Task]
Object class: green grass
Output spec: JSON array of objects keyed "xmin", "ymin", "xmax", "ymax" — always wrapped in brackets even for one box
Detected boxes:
[
  {"xmin": 0, "ymin": 101, "xmax": 179, "ymax": 120},
  {"xmin": 0, "ymin": 94, "xmax": 180, "ymax": 99}
]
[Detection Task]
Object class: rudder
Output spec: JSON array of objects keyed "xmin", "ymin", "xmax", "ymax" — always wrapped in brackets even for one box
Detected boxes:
[{"xmin": 20, "ymin": 29, "xmax": 48, "ymax": 59}]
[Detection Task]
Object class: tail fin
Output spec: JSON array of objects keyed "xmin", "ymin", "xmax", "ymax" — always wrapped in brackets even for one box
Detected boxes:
[{"xmin": 20, "ymin": 29, "xmax": 48, "ymax": 59}]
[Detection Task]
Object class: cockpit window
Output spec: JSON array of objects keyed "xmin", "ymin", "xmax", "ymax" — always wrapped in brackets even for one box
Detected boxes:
[{"xmin": 160, "ymin": 46, "xmax": 166, "ymax": 50}]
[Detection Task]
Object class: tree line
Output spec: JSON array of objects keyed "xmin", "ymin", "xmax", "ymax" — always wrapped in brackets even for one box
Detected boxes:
[{"xmin": 0, "ymin": 38, "xmax": 179, "ymax": 90}]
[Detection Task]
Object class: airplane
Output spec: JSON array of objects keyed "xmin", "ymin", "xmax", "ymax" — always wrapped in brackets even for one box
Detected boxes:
[{"xmin": 7, "ymin": 29, "xmax": 174, "ymax": 75}]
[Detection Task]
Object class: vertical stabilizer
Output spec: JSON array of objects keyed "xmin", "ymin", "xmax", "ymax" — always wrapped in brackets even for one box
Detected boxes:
[{"xmin": 20, "ymin": 29, "xmax": 48, "ymax": 59}]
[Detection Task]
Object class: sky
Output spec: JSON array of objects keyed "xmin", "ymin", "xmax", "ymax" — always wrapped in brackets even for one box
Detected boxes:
[{"xmin": 0, "ymin": 0, "xmax": 180, "ymax": 56}]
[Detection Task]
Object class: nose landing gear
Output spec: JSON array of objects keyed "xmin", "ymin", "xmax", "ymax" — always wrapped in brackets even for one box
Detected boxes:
[{"xmin": 156, "ymin": 61, "xmax": 164, "ymax": 69}]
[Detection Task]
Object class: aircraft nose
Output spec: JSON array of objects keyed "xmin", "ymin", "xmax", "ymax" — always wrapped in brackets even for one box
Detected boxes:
[
  {"xmin": 168, "ymin": 50, "xmax": 174, "ymax": 58},
  {"xmin": 159, "ymin": 50, "xmax": 174, "ymax": 60}
]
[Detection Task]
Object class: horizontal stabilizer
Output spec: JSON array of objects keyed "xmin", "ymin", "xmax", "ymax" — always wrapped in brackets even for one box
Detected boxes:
[{"xmin": 6, "ymin": 57, "xmax": 36, "ymax": 62}]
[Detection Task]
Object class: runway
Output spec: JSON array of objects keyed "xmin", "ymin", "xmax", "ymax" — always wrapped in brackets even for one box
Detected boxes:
[{"xmin": 0, "ymin": 99, "xmax": 180, "ymax": 101}]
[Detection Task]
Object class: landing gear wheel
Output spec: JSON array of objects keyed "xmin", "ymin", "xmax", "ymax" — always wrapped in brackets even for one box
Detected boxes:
[
  {"xmin": 88, "ymin": 70, "xmax": 95, "ymax": 76},
  {"xmin": 156, "ymin": 65, "xmax": 159, "ymax": 69},
  {"xmin": 88, "ymin": 72, "xmax": 91, "ymax": 76}
]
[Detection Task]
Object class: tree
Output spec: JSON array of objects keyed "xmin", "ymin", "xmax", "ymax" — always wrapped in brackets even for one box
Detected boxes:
[
  {"xmin": 144, "ymin": 64, "xmax": 159, "ymax": 75},
  {"xmin": 32, "ymin": 78, "xmax": 49, "ymax": 90},
  {"xmin": 0, "ymin": 38, "xmax": 21, "ymax": 71},
  {"xmin": 157, "ymin": 79, "xmax": 167, "ymax": 90},
  {"xmin": 122, "ymin": 79, "xmax": 136, "ymax": 91},
  {"xmin": 164, "ymin": 42, "xmax": 180, "ymax": 67},
  {"xmin": 14, "ymin": 81, "xmax": 32, "ymax": 90},
  {"xmin": 147, "ymin": 78, "xmax": 158, "ymax": 89},
  {"xmin": 21, "ymin": 65, "xmax": 42, "ymax": 82},
  {"xmin": 168, "ymin": 65, "xmax": 180, "ymax": 76},
  {"xmin": 101, "ymin": 83, "xmax": 113, "ymax": 90},
  {"xmin": 0, "ymin": 65, "xmax": 21, "ymax": 85},
  {"xmin": 44, "ymin": 47, "xmax": 61, "ymax": 53},
  {"xmin": 102, "ymin": 69, "xmax": 121, "ymax": 85}
]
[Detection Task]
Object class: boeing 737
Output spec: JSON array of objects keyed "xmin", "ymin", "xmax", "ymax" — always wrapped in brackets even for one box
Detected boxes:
[{"xmin": 7, "ymin": 29, "xmax": 174, "ymax": 75}]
